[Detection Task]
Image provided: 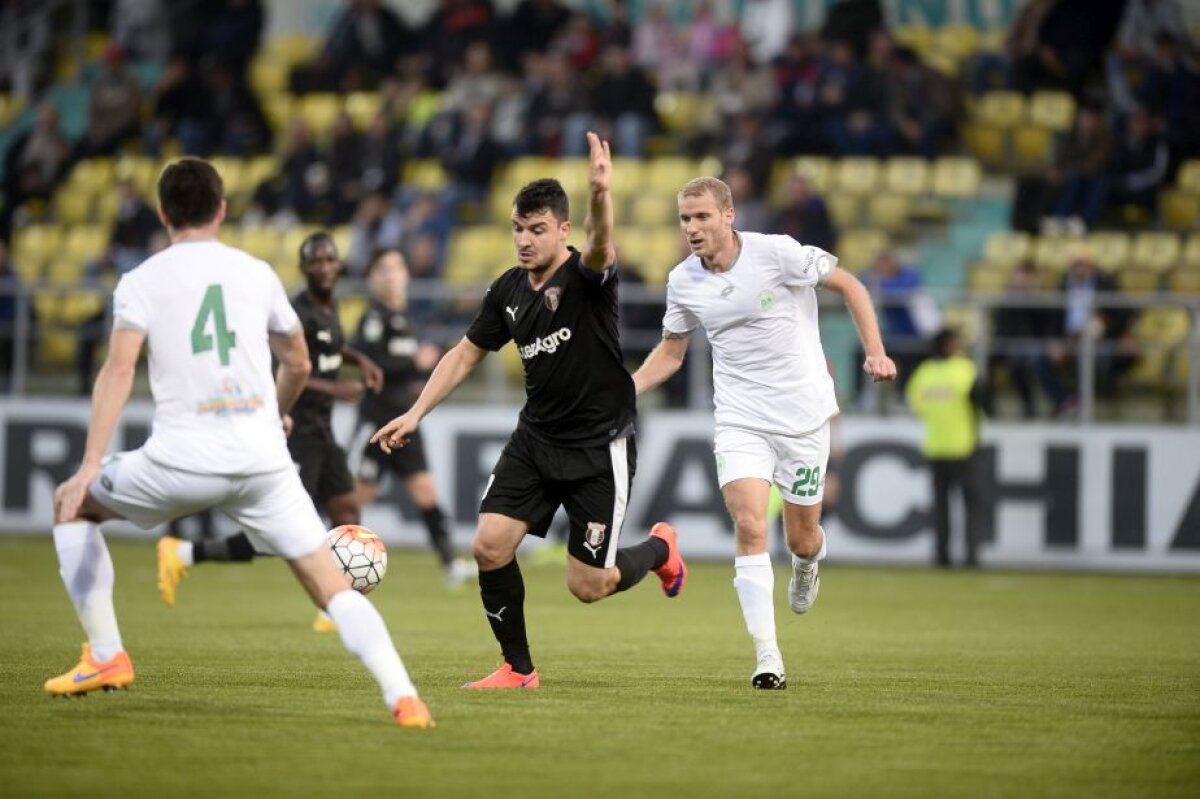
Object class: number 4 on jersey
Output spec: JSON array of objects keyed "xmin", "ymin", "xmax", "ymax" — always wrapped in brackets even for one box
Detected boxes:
[{"xmin": 191, "ymin": 284, "xmax": 237, "ymax": 365}]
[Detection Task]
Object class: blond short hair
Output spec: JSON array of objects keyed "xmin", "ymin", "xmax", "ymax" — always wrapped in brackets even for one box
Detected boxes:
[{"xmin": 677, "ymin": 176, "xmax": 733, "ymax": 211}]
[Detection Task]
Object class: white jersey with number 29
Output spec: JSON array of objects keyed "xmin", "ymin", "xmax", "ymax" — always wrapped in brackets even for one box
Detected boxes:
[
  {"xmin": 112, "ymin": 240, "xmax": 300, "ymax": 475},
  {"xmin": 662, "ymin": 231, "xmax": 839, "ymax": 437}
]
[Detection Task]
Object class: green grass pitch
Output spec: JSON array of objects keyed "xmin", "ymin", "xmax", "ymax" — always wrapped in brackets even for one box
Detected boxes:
[{"xmin": 1, "ymin": 535, "xmax": 1198, "ymax": 798}]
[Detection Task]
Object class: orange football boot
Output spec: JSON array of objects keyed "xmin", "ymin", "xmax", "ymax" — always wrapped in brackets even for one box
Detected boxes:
[
  {"xmin": 463, "ymin": 662, "xmax": 540, "ymax": 689},
  {"xmin": 44, "ymin": 644, "xmax": 134, "ymax": 696},
  {"xmin": 392, "ymin": 696, "xmax": 435, "ymax": 728},
  {"xmin": 649, "ymin": 522, "xmax": 687, "ymax": 598}
]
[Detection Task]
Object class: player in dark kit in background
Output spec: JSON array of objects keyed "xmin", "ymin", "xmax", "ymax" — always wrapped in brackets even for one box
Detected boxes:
[
  {"xmin": 372, "ymin": 133, "xmax": 687, "ymax": 689},
  {"xmin": 156, "ymin": 233, "xmax": 383, "ymax": 630},
  {"xmin": 352, "ymin": 248, "xmax": 476, "ymax": 590}
]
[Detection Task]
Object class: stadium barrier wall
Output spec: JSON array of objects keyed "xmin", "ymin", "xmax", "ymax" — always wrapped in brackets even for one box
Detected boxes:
[{"xmin": 1, "ymin": 398, "xmax": 1198, "ymax": 572}]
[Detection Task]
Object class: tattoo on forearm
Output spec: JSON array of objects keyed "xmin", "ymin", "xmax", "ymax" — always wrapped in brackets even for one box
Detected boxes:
[{"xmin": 662, "ymin": 330, "xmax": 688, "ymax": 340}]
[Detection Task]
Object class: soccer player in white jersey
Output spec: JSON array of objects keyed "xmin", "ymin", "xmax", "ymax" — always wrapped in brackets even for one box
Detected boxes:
[
  {"xmin": 632, "ymin": 176, "xmax": 897, "ymax": 689},
  {"xmin": 42, "ymin": 158, "xmax": 433, "ymax": 728}
]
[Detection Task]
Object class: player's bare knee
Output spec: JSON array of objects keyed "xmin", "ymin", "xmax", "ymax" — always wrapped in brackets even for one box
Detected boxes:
[
  {"xmin": 566, "ymin": 576, "xmax": 608, "ymax": 604},
  {"xmin": 472, "ymin": 537, "xmax": 510, "ymax": 571}
]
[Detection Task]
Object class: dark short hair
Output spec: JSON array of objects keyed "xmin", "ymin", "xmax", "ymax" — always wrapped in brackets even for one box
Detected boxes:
[
  {"xmin": 299, "ymin": 231, "xmax": 336, "ymax": 265},
  {"xmin": 366, "ymin": 247, "xmax": 405, "ymax": 276},
  {"xmin": 933, "ymin": 327, "xmax": 959, "ymax": 357},
  {"xmin": 157, "ymin": 158, "xmax": 223, "ymax": 230},
  {"xmin": 513, "ymin": 178, "xmax": 569, "ymax": 222}
]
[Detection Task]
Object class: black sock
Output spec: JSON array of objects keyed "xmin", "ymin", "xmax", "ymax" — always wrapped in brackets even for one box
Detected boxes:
[
  {"xmin": 193, "ymin": 532, "xmax": 257, "ymax": 563},
  {"xmin": 420, "ymin": 506, "xmax": 455, "ymax": 567},
  {"xmin": 613, "ymin": 536, "xmax": 669, "ymax": 593},
  {"xmin": 478, "ymin": 559, "xmax": 533, "ymax": 674}
]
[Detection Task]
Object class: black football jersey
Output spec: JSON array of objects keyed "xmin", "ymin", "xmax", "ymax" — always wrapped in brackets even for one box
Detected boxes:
[
  {"xmin": 290, "ymin": 290, "xmax": 344, "ymax": 435},
  {"xmin": 466, "ymin": 247, "xmax": 636, "ymax": 447},
  {"xmin": 352, "ymin": 298, "xmax": 422, "ymax": 423}
]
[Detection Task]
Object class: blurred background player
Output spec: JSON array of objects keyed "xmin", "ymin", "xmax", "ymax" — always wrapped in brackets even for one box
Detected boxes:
[
  {"xmin": 157, "ymin": 232, "xmax": 383, "ymax": 633},
  {"xmin": 372, "ymin": 133, "xmax": 686, "ymax": 689},
  {"xmin": 633, "ymin": 176, "xmax": 896, "ymax": 690},
  {"xmin": 351, "ymin": 248, "xmax": 475, "ymax": 589},
  {"xmin": 44, "ymin": 158, "xmax": 431, "ymax": 728},
  {"xmin": 906, "ymin": 327, "xmax": 985, "ymax": 568}
]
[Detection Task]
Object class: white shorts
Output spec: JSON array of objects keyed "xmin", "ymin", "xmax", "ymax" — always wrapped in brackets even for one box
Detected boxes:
[
  {"xmin": 713, "ymin": 423, "xmax": 831, "ymax": 506},
  {"xmin": 90, "ymin": 449, "xmax": 327, "ymax": 560}
]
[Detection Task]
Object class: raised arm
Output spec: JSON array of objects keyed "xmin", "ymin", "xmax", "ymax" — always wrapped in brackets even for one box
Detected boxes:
[
  {"xmin": 580, "ymin": 131, "xmax": 616, "ymax": 272},
  {"xmin": 370, "ymin": 336, "xmax": 490, "ymax": 452},
  {"xmin": 824, "ymin": 267, "xmax": 897, "ymax": 383},
  {"xmin": 55, "ymin": 328, "xmax": 144, "ymax": 521},
  {"xmin": 632, "ymin": 332, "xmax": 690, "ymax": 396}
]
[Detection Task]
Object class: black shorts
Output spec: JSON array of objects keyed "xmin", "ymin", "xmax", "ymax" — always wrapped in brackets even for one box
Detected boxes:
[
  {"xmin": 288, "ymin": 430, "xmax": 355, "ymax": 504},
  {"xmin": 481, "ymin": 426, "xmax": 636, "ymax": 568},
  {"xmin": 357, "ymin": 426, "xmax": 430, "ymax": 483}
]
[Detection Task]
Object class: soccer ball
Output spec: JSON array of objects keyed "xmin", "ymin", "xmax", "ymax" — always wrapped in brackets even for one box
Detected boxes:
[{"xmin": 327, "ymin": 525, "xmax": 388, "ymax": 594}]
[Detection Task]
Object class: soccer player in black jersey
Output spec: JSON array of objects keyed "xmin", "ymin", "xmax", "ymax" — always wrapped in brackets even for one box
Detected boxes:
[
  {"xmin": 352, "ymin": 248, "xmax": 475, "ymax": 590},
  {"xmin": 156, "ymin": 233, "xmax": 383, "ymax": 623},
  {"xmin": 372, "ymin": 133, "xmax": 687, "ymax": 688}
]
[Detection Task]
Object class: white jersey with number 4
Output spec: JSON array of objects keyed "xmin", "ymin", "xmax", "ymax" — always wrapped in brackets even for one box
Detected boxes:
[
  {"xmin": 662, "ymin": 231, "xmax": 839, "ymax": 436},
  {"xmin": 112, "ymin": 240, "xmax": 300, "ymax": 475}
]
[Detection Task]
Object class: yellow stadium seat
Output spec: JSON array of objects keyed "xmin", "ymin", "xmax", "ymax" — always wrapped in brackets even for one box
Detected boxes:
[
  {"xmin": 1117, "ymin": 269, "xmax": 1161, "ymax": 295},
  {"xmin": 114, "ymin": 155, "xmax": 158, "ymax": 195},
  {"xmin": 1032, "ymin": 235, "xmax": 1079, "ymax": 272},
  {"xmin": 55, "ymin": 188, "xmax": 94, "ymax": 225},
  {"xmin": 338, "ymin": 295, "xmax": 368, "ymax": 335},
  {"xmin": 12, "ymin": 225, "xmax": 61, "ymax": 278},
  {"xmin": 66, "ymin": 158, "xmax": 116, "ymax": 194},
  {"xmin": 445, "ymin": 227, "xmax": 511, "ymax": 285},
  {"xmin": 244, "ymin": 155, "xmax": 279, "ymax": 191},
  {"xmin": 619, "ymin": 227, "xmax": 683, "ymax": 285},
  {"xmin": 1012, "ymin": 126, "xmax": 1053, "ymax": 163},
  {"xmin": 941, "ymin": 304, "xmax": 980, "ymax": 343},
  {"xmin": 345, "ymin": 91, "xmax": 382, "ymax": 130},
  {"xmin": 866, "ymin": 194, "xmax": 912, "ymax": 234},
  {"xmin": 883, "ymin": 157, "xmax": 930, "ymax": 196},
  {"xmin": 1181, "ymin": 234, "xmax": 1200, "ymax": 270},
  {"xmin": 63, "ymin": 224, "xmax": 109, "ymax": 266},
  {"xmin": 329, "ymin": 226, "xmax": 351, "ymax": 259},
  {"xmin": 835, "ymin": 157, "xmax": 881, "ymax": 195},
  {"xmin": 609, "ymin": 157, "xmax": 646, "ymax": 200},
  {"xmin": 982, "ymin": 231, "xmax": 1031, "ymax": 268},
  {"xmin": 979, "ymin": 27, "xmax": 1007, "ymax": 53},
  {"xmin": 1086, "ymin": 231, "xmax": 1131, "ymax": 273},
  {"xmin": 262, "ymin": 94, "xmax": 294, "ymax": 134},
  {"xmin": 1160, "ymin": 189, "xmax": 1199, "ymax": 232},
  {"xmin": 645, "ymin": 157, "xmax": 701, "ymax": 194},
  {"xmin": 1134, "ymin": 308, "xmax": 1190, "ymax": 346},
  {"xmin": 250, "ymin": 55, "xmax": 289, "ymax": 98},
  {"xmin": 239, "ymin": 227, "xmax": 280, "ymax": 262},
  {"xmin": 931, "ymin": 25, "xmax": 980, "ymax": 62},
  {"xmin": 402, "ymin": 159, "xmax": 448, "ymax": 192},
  {"xmin": 974, "ymin": 91, "xmax": 1026, "ymax": 128},
  {"xmin": 654, "ymin": 92, "xmax": 715, "ymax": 134},
  {"xmin": 894, "ymin": 25, "xmax": 933, "ymax": 54},
  {"xmin": 275, "ymin": 258, "xmax": 302, "ymax": 290},
  {"xmin": 931, "ymin": 156, "xmax": 982, "ymax": 198},
  {"xmin": 1177, "ymin": 159, "xmax": 1200, "ymax": 194},
  {"xmin": 628, "ymin": 191, "xmax": 677, "ymax": 227},
  {"xmin": 208, "ymin": 157, "xmax": 246, "ymax": 196},
  {"xmin": 501, "ymin": 156, "xmax": 557, "ymax": 191},
  {"xmin": 1028, "ymin": 91, "xmax": 1076, "ymax": 132},
  {"xmin": 1168, "ymin": 268, "xmax": 1200, "ymax": 294},
  {"xmin": 967, "ymin": 262, "xmax": 1012, "ymax": 295},
  {"xmin": 0, "ymin": 93, "xmax": 25, "ymax": 127},
  {"xmin": 790, "ymin": 156, "xmax": 833, "ymax": 193},
  {"xmin": 46, "ymin": 256, "xmax": 89, "ymax": 285},
  {"xmin": 1131, "ymin": 232, "xmax": 1181, "ymax": 272},
  {"xmin": 826, "ymin": 194, "xmax": 861, "ymax": 229},
  {"xmin": 553, "ymin": 158, "xmax": 591, "ymax": 199},
  {"xmin": 964, "ymin": 123, "xmax": 1005, "ymax": 163},
  {"xmin": 266, "ymin": 33, "xmax": 320, "ymax": 66},
  {"xmin": 61, "ymin": 290, "xmax": 106, "ymax": 323},
  {"xmin": 299, "ymin": 93, "xmax": 342, "ymax": 139},
  {"xmin": 836, "ymin": 229, "xmax": 889, "ymax": 273}
]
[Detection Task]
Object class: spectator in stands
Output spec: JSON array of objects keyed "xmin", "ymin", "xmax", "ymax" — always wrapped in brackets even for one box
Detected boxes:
[
  {"xmin": 440, "ymin": 40, "xmax": 506, "ymax": 119},
  {"xmin": 77, "ymin": 44, "xmax": 142, "ymax": 158},
  {"xmin": 717, "ymin": 114, "xmax": 774, "ymax": 200},
  {"xmin": 857, "ymin": 250, "xmax": 929, "ymax": 401},
  {"xmin": 172, "ymin": 58, "xmax": 270, "ymax": 156},
  {"xmin": 347, "ymin": 192, "xmax": 405, "ymax": 276},
  {"xmin": 506, "ymin": 0, "xmax": 570, "ymax": 64},
  {"xmin": 740, "ymin": 0, "xmax": 793, "ymax": 65},
  {"xmin": 110, "ymin": 178, "xmax": 162, "ymax": 274},
  {"xmin": 436, "ymin": 102, "xmax": 503, "ymax": 218},
  {"xmin": 1049, "ymin": 99, "xmax": 1112, "ymax": 230},
  {"xmin": 422, "ymin": 0, "xmax": 496, "ymax": 88},
  {"xmin": 1107, "ymin": 106, "xmax": 1170, "ymax": 217},
  {"xmin": 2, "ymin": 103, "xmax": 71, "ymax": 232},
  {"xmin": 276, "ymin": 120, "xmax": 325, "ymax": 223},
  {"xmin": 988, "ymin": 260, "xmax": 1068, "ymax": 418},
  {"xmin": 1138, "ymin": 33, "xmax": 1200, "ymax": 159},
  {"xmin": 631, "ymin": 1, "xmax": 680, "ymax": 78},
  {"xmin": 354, "ymin": 111, "xmax": 403, "ymax": 203},
  {"xmin": 887, "ymin": 46, "xmax": 960, "ymax": 158},
  {"xmin": 724, "ymin": 166, "xmax": 771, "ymax": 233},
  {"xmin": 328, "ymin": 112, "xmax": 367, "ymax": 225},
  {"xmin": 1055, "ymin": 243, "xmax": 1135, "ymax": 399},
  {"xmin": 685, "ymin": 0, "xmax": 738, "ymax": 89},
  {"xmin": 820, "ymin": 0, "xmax": 884, "ymax": 60},
  {"xmin": 820, "ymin": 38, "xmax": 893, "ymax": 156},
  {"xmin": 319, "ymin": 0, "xmax": 413, "ymax": 91},
  {"xmin": 111, "ymin": 0, "xmax": 171, "ymax": 61},
  {"xmin": 1012, "ymin": 0, "xmax": 1125, "ymax": 95},
  {"xmin": 770, "ymin": 172, "xmax": 836, "ymax": 253},
  {"xmin": 0, "ymin": 241, "xmax": 27, "ymax": 394},
  {"xmin": 709, "ymin": 37, "xmax": 777, "ymax": 130},
  {"xmin": 196, "ymin": 0, "xmax": 264, "ymax": 77},
  {"xmin": 564, "ymin": 42, "xmax": 658, "ymax": 157},
  {"xmin": 769, "ymin": 33, "xmax": 826, "ymax": 155},
  {"xmin": 525, "ymin": 49, "xmax": 584, "ymax": 156},
  {"xmin": 550, "ymin": 10, "xmax": 603, "ymax": 73}
]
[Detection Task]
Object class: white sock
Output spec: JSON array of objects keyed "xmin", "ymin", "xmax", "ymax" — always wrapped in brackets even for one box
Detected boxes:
[
  {"xmin": 733, "ymin": 552, "xmax": 777, "ymax": 656},
  {"xmin": 177, "ymin": 540, "xmax": 195, "ymax": 567},
  {"xmin": 326, "ymin": 590, "xmax": 417, "ymax": 708},
  {"xmin": 53, "ymin": 521, "xmax": 124, "ymax": 662},
  {"xmin": 794, "ymin": 526, "xmax": 828, "ymax": 566}
]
